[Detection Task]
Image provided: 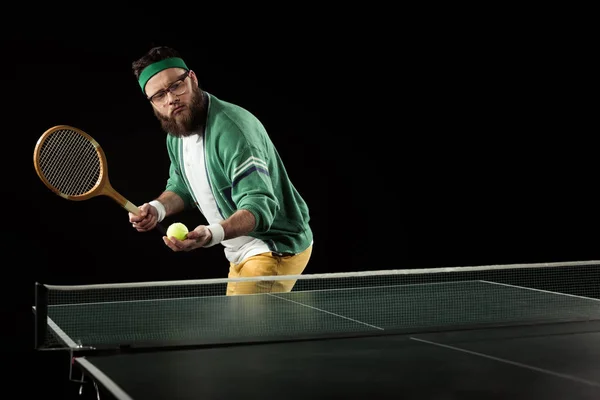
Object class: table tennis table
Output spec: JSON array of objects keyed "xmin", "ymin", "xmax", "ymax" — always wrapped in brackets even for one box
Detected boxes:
[{"xmin": 33, "ymin": 260, "xmax": 600, "ymax": 399}]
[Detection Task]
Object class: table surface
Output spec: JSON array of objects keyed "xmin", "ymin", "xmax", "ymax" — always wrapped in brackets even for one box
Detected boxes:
[
  {"xmin": 41, "ymin": 279, "xmax": 600, "ymax": 399},
  {"xmin": 75, "ymin": 321, "xmax": 600, "ymax": 400}
]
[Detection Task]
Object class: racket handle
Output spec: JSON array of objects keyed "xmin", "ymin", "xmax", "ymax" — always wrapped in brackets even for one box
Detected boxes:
[
  {"xmin": 115, "ymin": 193, "xmax": 167, "ymax": 236},
  {"xmin": 104, "ymin": 183, "xmax": 167, "ymax": 236},
  {"xmin": 104, "ymin": 183, "xmax": 140, "ymax": 215}
]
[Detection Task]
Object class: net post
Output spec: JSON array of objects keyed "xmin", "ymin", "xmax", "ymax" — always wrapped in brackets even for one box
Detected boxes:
[{"xmin": 34, "ymin": 282, "xmax": 48, "ymax": 349}]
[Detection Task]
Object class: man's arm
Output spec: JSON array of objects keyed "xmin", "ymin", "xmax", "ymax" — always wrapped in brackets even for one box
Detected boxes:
[
  {"xmin": 220, "ymin": 209, "xmax": 256, "ymax": 240},
  {"xmin": 130, "ymin": 191, "xmax": 185, "ymax": 232},
  {"xmin": 152, "ymin": 190, "xmax": 186, "ymax": 219},
  {"xmin": 196, "ymin": 209, "xmax": 255, "ymax": 248},
  {"xmin": 165, "ymin": 208, "xmax": 256, "ymax": 250}
]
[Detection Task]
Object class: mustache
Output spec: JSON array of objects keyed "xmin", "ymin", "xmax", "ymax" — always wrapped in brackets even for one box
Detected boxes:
[{"xmin": 157, "ymin": 103, "xmax": 183, "ymax": 120}]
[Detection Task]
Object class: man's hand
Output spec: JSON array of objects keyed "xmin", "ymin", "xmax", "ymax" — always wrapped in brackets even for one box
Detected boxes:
[
  {"xmin": 129, "ymin": 203, "xmax": 160, "ymax": 232},
  {"xmin": 163, "ymin": 225, "xmax": 213, "ymax": 252}
]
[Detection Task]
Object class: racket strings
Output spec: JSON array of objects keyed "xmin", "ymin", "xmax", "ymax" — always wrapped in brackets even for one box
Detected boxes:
[{"xmin": 38, "ymin": 129, "xmax": 102, "ymax": 196}]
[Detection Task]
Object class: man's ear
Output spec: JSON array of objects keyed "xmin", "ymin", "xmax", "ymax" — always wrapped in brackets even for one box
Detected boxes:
[{"xmin": 189, "ymin": 70, "xmax": 198, "ymax": 85}]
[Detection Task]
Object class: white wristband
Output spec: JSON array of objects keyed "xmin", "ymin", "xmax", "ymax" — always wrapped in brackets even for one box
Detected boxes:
[
  {"xmin": 149, "ymin": 200, "xmax": 166, "ymax": 222},
  {"xmin": 203, "ymin": 223, "xmax": 225, "ymax": 247}
]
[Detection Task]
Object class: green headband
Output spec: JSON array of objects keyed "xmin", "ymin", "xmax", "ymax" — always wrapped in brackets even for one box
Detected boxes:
[{"xmin": 138, "ymin": 57, "xmax": 189, "ymax": 93}]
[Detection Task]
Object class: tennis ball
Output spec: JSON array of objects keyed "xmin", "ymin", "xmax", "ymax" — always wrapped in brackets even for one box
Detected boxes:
[{"xmin": 166, "ymin": 222, "xmax": 188, "ymax": 240}]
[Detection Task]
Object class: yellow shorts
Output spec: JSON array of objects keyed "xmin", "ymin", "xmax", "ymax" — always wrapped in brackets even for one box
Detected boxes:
[{"xmin": 226, "ymin": 245, "xmax": 313, "ymax": 295}]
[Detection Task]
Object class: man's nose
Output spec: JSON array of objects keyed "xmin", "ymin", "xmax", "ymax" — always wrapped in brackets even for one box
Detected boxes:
[{"xmin": 167, "ymin": 91, "xmax": 180, "ymax": 104}]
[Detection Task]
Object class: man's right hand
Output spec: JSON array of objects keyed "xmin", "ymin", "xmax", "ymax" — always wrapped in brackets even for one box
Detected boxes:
[{"xmin": 129, "ymin": 203, "xmax": 159, "ymax": 232}]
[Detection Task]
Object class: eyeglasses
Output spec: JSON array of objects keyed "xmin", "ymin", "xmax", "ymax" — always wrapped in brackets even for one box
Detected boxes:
[{"xmin": 147, "ymin": 71, "xmax": 190, "ymax": 106}]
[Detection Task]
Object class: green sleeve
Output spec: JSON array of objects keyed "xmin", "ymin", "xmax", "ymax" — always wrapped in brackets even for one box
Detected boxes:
[{"xmin": 232, "ymin": 146, "xmax": 280, "ymax": 233}]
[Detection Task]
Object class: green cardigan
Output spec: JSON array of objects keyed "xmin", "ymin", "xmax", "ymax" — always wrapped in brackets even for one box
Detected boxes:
[{"xmin": 163, "ymin": 92, "xmax": 313, "ymax": 255}]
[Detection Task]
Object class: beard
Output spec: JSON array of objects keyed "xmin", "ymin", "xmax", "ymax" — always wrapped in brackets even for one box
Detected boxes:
[{"xmin": 154, "ymin": 85, "xmax": 206, "ymax": 138}]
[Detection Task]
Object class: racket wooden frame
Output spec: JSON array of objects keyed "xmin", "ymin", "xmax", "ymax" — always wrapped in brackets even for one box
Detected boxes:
[
  {"xmin": 33, "ymin": 125, "xmax": 166, "ymax": 235},
  {"xmin": 33, "ymin": 125, "xmax": 139, "ymax": 214}
]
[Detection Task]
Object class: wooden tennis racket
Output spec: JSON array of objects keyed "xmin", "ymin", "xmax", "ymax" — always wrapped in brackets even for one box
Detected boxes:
[{"xmin": 33, "ymin": 124, "xmax": 166, "ymax": 235}]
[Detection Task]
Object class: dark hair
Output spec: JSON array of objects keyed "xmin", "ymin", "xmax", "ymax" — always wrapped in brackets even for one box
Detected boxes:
[{"xmin": 131, "ymin": 46, "xmax": 183, "ymax": 80}]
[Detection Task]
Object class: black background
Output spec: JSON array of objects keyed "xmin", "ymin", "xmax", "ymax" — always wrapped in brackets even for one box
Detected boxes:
[{"xmin": 2, "ymin": 19, "xmax": 597, "ymax": 398}]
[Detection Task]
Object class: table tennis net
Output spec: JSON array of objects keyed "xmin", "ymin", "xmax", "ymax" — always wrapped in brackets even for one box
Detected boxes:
[{"xmin": 34, "ymin": 260, "xmax": 600, "ymax": 351}]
